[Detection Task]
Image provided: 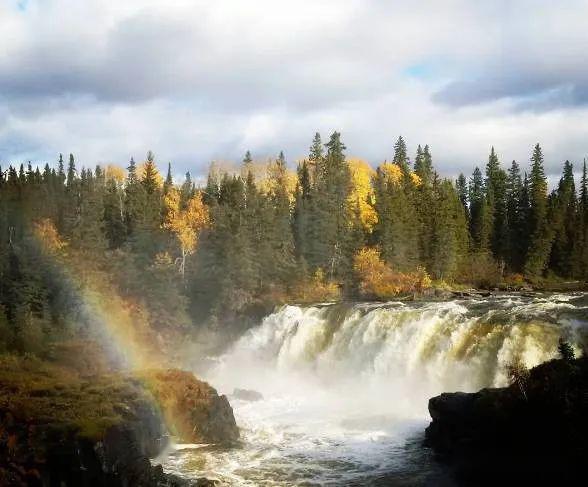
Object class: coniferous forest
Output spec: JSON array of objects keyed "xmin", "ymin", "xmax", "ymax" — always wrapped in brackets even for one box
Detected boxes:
[{"xmin": 0, "ymin": 132, "xmax": 587, "ymax": 354}]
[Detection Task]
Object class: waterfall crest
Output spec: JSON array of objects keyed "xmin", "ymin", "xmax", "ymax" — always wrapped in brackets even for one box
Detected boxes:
[{"xmin": 210, "ymin": 294, "xmax": 587, "ymax": 415}]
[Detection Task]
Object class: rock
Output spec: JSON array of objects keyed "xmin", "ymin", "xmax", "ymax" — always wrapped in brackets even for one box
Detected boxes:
[
  {"xmin": 140, "ymin": 369, "xmax": 240, "ymax": 445},
  {"xmin": 425, "ymin": 357, "xmax": 588, "ymax": 485},
  {"xmin": 232, "ymin": 388, "xmax": 264, "ymax": 401},
  {"xmin": 0, "ymin": 360, "xmax": 239, "ymax": 486}
]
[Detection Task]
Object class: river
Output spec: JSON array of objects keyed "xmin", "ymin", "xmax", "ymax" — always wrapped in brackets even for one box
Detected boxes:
[{"xmin": 158, "ymin": 293, "xmax": 588, "ymax": 485}]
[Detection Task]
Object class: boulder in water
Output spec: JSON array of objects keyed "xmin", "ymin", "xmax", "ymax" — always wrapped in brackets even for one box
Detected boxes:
[{"xmin": 232, "ymin": 388, "xmax": 264, "ymax": 401}]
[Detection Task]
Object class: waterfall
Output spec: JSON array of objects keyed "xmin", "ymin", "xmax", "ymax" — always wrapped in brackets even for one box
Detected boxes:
[
  {"xmin": 208, "ymin": 294, "xmax": 586, "ymax": 417},
  {"xmin": 164, "ymin": 294, "xmax": 587, "ymax": 485}
]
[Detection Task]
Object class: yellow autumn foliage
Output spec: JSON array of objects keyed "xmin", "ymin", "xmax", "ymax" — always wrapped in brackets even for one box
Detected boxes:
[
  {"xmin": 289, "ymin": 268, "xmax": 341, "ymax": 303},
  {"xmin": 379, "ymin": 162, "xmax": 403, "ymax": 185},
  {"xmin": 378, "ymin": 162, "xmax": 422, "ymax": 188},
  {"xmin": 163, "ymin": 189, "xmax": 209, "ymax": 276},
  {"xmin": 252, "ymin": 159, "xmax": 297, "ymax": 202},
  {"xmin": 347, "ymin": 158, "xmax": 377, "ymax": 231},
  {"xmin": 354, "ymin": 247, "xmax": 431, "ymax": 298},
  {"xmin": 105, "ymin": 164, "xmax": 126, "ymax": 183}
]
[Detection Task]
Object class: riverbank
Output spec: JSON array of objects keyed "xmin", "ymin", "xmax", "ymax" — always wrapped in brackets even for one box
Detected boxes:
[
  {"xmin": 0, "ymin": 354, "xmax": 238, "ymax": 486},
  {"xmin": 425, "ymin": 355, "xmax": 588, "ymax": 485}
]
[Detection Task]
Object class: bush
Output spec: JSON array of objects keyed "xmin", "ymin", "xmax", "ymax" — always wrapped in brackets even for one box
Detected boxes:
[
  {"xmin": 353, "ymin": 247, "xmax": 431, "ymax": 299},
  {"xmin": 456, "ymin": 251, "xmax": 502, "ymax": 288},
  {"xmin": 506, "ymin": 356, "xmax": 530, "ymax": 400},
  {"xmin": 558, "ymin": 338, "xmax": 575, "ymax": 362},
  {"xmin": 289, "ymin": 268, "xmax": 341, "ymax": 303}
]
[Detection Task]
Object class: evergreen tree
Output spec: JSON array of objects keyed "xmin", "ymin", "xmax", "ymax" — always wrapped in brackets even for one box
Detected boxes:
[
  {"xmin": 505, "ymin": 161, "xmax": 525, "ymax": 271},
  {"xmin": 456, "ymin": 173, "xmax": 469, "ymax": 219},
  {"xmin": 66, "ymin": 154, "xmax": 76, "ymax": 189},
  {"xmin": 393, "ymin": 136, "xmax": 409, "ymax": 173},
  {"xmin": 549, "ymin": 160, "xmax": 577, "ymax": 277},
  {"xmin": 293, "ymin": 160, "xmax": 312, "ymax": 267},
  {"xmin": 524, "ymin": 144, "xmax": 551, "ymax": 277},
  {"xmin": 469, "ymin": 167, "xmax": 491, "ymax": 251},
  {"xmin": 310, "ymin": 131, "xmax": 353, "ymax": 281},
  {"xmin": 414, "ymin": 144, "xmax": 433, "ymax": 185},
  {"xmin": 124, "ymin": 157, "xmax": 144, "ymax": 237},
  {"xmin": 429, "ymin": 179, "xmax": 469, "ymax": 280},
  {"xmin": 163, "ymin": 162, "xmax": 173, "ymax": 194},
  {"xmin": 485, "ymin": 148, "xmax": 508, "ymax": 266}
]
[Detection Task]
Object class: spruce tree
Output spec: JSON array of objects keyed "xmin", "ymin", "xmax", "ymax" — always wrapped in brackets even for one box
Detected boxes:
[
  {"xmin": 393, "ymin": 136, "xmax": 410, "ymax": 173},
  {"xmin": 469, "ymin": 167, "xmax": 491, "ymax": 251},
  {"xmin": 163, "ymin": 162, "xmax": 173, "ymax": 194},
  {"xmin": 485, "ymin": 148, "xmax": 508, "ymax": 266},
  {"xmin": 524, "ymin": 144, "xmax": 551, "ymax": 277},
  {"xmin": 505, "ymin": 161, "xmax": 525, "ymax": 271},
  {"xmin": 549, "ymin": 160, "xmax": 577, "ymax": 277}
]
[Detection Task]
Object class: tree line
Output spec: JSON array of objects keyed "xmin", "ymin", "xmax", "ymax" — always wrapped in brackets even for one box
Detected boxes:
[{"xmin": 1, "ymin": 132, "xmax": 587, "ymax": 348}]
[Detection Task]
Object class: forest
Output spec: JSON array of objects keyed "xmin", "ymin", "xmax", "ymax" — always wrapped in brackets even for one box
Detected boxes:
[{"xmin": 0, "ymin": 132, "xmax": 586, "ymax": 355}]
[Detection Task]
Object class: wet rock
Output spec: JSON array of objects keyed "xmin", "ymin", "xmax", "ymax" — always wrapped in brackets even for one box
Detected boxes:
[
  {"xmin": 140, "ymin": 369, "xmax": 240, "ymax": 445},
  {"xmin": 425, "ymin": 357, "xmax": 588, "ymax": 485},
  {"xmin": 232, "ymin": 388, "xmax": 264, "ymax": 401}
]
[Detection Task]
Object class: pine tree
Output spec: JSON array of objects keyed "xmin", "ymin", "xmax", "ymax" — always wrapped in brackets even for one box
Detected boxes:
[
  {"xmin": 180, "ymin": 172, "xmax": 195, "ymax": 208},
  {"xmin": 66, "ymin": 154, "xmax": 76, "ymax": 189},
  {"xmin": 393, "ymin": 136, "xmax": 409, "ymax": 173},
  {"xmin": 266, "ymin": 152, "xmax": 296, "ymax": 284},
  {"xmin": 310, "ymin": 131, "xmax": 352, "ymax": 281},
  {"xmin": 141, "ymin": 151, "xmax": 159, "ymax": 195},
  {"xmin": 124, "ymin": 157, "xmax": 145, "ymax": 237},
  {"xmin": 549, "ymin": 160, "xmax": 577, "ymax": 277},
  {"xmin": 456, "ymin": 173, "xmax": 469, "ymax": 219},
  {"xmin": 308, "ymin": 132, "xmax": 324, "ymax": 182},
  {"xmin": 414, "ymin": 144, "xmax": 433, "ymax": 185},
  {"xmin": 429, "ymin": 179, "xmax": 469, "ymax": 280},
  {"xmin": 524, "ymin": 144, "xmax": 551, "ymax": 277},
  {"xmin": 485, "ymin": 147, "xmax": 508, "ymax": 266},
  {"xmin": 293, "ymin": 160, "xmax": 312, "ymax": 267},
  {"xmin": 505, "ymin": 161, "xmax": 525, "ymax": 271},
  {"xmin": 469, "ymin": 167, "xmax": 491, "ymax": 251},
  {"xmin": 163, "ymin": 162, "xmax": 173, "ymax": 194}
]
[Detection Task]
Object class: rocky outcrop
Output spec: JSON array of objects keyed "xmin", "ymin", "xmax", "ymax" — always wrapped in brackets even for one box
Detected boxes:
[
  {"xmin": 232, "ymin": 388, "xmax": 263, "ymax": 401},
  {"xmin": 425, "ymin": 357, "xmax": 588, "ymax": 485},
  {"xmin": 0, "ymin": 359, "xmax": 238, "ymax": 486},
  {"xmin": 140, "ymin": 369, "xmax": 240, "ymax": 445}
]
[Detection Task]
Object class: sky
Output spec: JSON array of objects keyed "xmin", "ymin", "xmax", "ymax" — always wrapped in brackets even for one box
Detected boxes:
[{"xmin": 1, "ymin": 0, "xmax": 588, "ymax": 182}]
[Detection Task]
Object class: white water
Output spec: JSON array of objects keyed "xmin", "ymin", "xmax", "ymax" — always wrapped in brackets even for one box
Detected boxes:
[{"xmin": 161, "ymin": 294, "xmax": 588, "ymax": 485}]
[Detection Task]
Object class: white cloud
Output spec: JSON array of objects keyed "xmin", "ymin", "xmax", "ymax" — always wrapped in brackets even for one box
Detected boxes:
[{"xmin": 1, "ymin": 0, "xmax": 588, "ymax": 180}]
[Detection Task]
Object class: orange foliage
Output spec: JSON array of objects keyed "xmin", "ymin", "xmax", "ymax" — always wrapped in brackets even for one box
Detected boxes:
[
  {"xmin": 33, "ymin": 219, "xmax": 65, "ymax": 252},
  {"xmin": 354, "ymin": 247, "xmax": 431, "ymax": 298}
]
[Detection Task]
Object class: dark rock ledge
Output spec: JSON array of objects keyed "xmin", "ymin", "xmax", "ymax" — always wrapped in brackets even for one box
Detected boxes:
[{"xmin": 425, "ymin": 356, "xmax": 588, "ymax": 485}]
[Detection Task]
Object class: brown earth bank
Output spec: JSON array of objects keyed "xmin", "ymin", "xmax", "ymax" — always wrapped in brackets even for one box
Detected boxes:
[
  {"xmin": 425, "ymin": 356, "xmax": 588, "ymax": 486},
  {"xmin": 0, "ymin": 354, "xmax": 239, "ymax": 486}
]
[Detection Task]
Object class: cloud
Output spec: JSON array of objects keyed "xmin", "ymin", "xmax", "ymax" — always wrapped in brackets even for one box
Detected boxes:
[{"xmin": 1, "ymin": 0, "xmax": 588, "ymax": 181}]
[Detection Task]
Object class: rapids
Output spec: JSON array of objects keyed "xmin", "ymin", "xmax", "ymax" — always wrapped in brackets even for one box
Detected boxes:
[{"xmin": 159, "ymin": 293, "xmax": 588, "ymax": 485}]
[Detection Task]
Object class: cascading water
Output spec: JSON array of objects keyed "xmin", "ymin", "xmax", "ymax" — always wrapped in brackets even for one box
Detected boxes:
[{"xmin": 160, "ymin": 293, "xmax": 588, "ymax": 485}]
